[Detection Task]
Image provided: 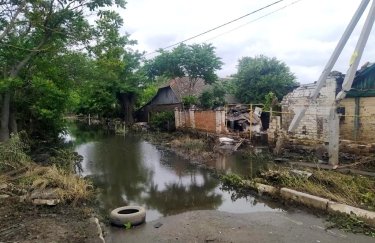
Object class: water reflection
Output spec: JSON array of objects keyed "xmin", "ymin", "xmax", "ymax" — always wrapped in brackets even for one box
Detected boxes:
[{"xmin": 69, "ymin": 124, "xmax": 281, "ymax": 222}]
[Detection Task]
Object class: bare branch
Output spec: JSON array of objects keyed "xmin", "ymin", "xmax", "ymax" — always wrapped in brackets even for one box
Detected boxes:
[{"xmin": 0, "ymin": 1, "xmax": 26, "ymax": 42}]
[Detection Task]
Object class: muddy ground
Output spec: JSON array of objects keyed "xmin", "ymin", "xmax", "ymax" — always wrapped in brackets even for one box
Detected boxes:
[
  {"xmin": 106, "ymin": 210, "xmax": 373, "ymax": 243},
  {"xmin": 0, "ymin": 197, "xmax": 102, "ymax": 243}
]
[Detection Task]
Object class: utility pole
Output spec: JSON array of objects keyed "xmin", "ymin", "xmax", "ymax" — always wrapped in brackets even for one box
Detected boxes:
[{"xmin": 288, "ymin": 0, "xmax": 375, "ymax": 166}]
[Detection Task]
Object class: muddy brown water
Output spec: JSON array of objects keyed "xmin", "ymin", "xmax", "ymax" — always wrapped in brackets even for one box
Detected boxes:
[{"xmin": 67, "ymin": 124, "xmax": 283, "ymax": 223}]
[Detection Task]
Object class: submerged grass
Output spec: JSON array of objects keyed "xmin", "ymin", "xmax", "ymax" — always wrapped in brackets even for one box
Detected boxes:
[
  {"xmin": 170, "ymin": 136, "xmax": 210, "ymax": 158},
  {"xmin": 258, "ymin": 165, "xmax": 375, "ymax": 211}
]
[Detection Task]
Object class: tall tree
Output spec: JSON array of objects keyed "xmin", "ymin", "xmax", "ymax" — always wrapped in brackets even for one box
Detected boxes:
[
  {"xmin": 234, "ymin": 55, "xmax": 297, "ymax": 103},
  {"xmin": 78, "ymin": 9, "xmax": 143, "ymax": 123},
  {"xmin": 0, "ymin": 0, "xmax": 126, "ymax": 141},
  {"xmin": 145, "ymin": 43, "xmax": 223, "ymax": 91}
]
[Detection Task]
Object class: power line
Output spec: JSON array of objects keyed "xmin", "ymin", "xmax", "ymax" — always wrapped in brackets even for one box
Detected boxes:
[
  {"xmin": 146, "ymin": 0, "xmax": 285, "ymax": 56},
  {"xmin": 204, "ymin": 0, "xmax": 304, "ymax": 43}
]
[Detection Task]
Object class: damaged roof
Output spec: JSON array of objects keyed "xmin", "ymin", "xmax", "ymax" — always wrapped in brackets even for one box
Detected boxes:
[{"xmin": 347, "ymin": 62, "xmax": 375, "ymax": 97}]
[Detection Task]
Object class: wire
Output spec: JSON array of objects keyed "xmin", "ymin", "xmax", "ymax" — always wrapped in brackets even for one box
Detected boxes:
[
  {"xmin": 145, "ymin": 0, "xmax": 285, "ymax": 56},
  {"xmin": 204, "ymin": 0, "xmax": 304, "ymax": 43}
]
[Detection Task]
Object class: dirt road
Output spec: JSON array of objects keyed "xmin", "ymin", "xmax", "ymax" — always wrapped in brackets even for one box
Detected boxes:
[{"xmin": 106, "ymin": 209, "xmax": 373, "ymax": 243}]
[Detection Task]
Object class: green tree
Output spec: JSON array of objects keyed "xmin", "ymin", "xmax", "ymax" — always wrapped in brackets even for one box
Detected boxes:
[
  {"xmin": 199, "ymin": 82, "xmax": 226, "ymax": 109},
  {"xmin": 145, "ymin": 43, "xmax": 223, "ymax": 91},
  {"xmin": 0, "ymin": 0, "xmax": 127, "ymax": 141},
  {"xmin": 234, "ymin": 55, "xmax": 297, "ymax": 103},
  {"xmin": 75, "ymin": 9, "xmax": 143, "ymax": 123}
]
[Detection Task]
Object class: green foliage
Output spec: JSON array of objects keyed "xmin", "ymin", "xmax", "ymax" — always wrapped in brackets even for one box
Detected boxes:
[
  {"xmin": 263, "ymin": 92, "xmax": 279, "ymax": 111},
  {"xmin": 234, "ymin": 55, "xmax": 298, "ymax": 103},
  {"xmin": 220, "ymin": 173, "xmax": 246, "ymax": 188},
  {"xmin": 124, "ymin": 222, "xmax": 132, "ymax": 230},
  {"xmin": 259, "ymin": 166, "xmax": 375, "ymax": 210},
  {"xmin": 0, "ymin": 0, "xmax": 138, "ymax": 142},
  {"xmin": 327, "ymin": 214, "xmax": 375, "ymax": 237},
  {"xmin": 0, "ymin": 134, "xmax": 30, "ymax": 172},
  {"xmin": 149, "ymin": 111, "xmax": 175, "ymax": 131},
  {"xmin": 145, "ymin": 43, "xmax": 223, "ymax": 87},
  {"xmin": 182, "ymin": 95, "xmax": 198, "ymax": 108},
  {"xmin": 48, "ymin": 148, "xmax": 84, "ymax": 174},
  {"xmin": 199, "ymin": 82, "xmax": 226, "ymax": 109},
  {"xmin": 75, "ymin": 9, "xmax": 143, "ymax": 121}
]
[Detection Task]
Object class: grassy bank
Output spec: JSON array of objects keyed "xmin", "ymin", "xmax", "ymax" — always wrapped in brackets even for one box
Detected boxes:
[
  {"xmin": 255, "ymin": 165, "xmax": 375, "ymax": 211},
  {"xmin": 220, "ymin": 170, "xmax": 375, "ymax": 237},
  {"xmin": 0, "ymin": 134, "xmax": 93, "ymax": 204},
  {"xmin": 0, "ymin": 134, "xmax": 97, "ymax": 242}
]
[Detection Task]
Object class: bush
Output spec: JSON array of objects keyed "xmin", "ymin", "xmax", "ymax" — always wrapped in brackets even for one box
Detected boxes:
[
  {"xmin": 0, "ymin": 134, "xmax": 30, "ymax": 172},
  {"xmin": 199, "ymin": 84, "xmax": 226, "ymax": 109},
  {"xmin": 149, "ymin": 111, "xmax": 175, "ymax": 131},
  {"xmin": 182, "ymin": 95, "xmax": 198, "ymax": 108}
]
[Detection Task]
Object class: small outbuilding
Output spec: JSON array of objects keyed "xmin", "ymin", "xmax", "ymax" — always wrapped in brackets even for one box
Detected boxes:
[{"xmin": 135, "ymin": 77, "xmax": 208, "ymax": 122}]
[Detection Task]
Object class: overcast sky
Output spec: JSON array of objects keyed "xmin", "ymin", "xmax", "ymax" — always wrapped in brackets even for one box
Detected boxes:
[{"xmin": 119, "ymin": 0, "xmax": 375, "ymax": 84}]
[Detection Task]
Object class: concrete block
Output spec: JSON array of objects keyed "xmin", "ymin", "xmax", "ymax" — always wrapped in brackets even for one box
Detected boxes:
[
  {"xmin": 280, "ymin": 188, "xmax": 329, "ymax": 210},
  {"xmin": 256, "ymin": 183, "xmax": 278, "ymax": 196},
  {"xmin": 327, "ymin": 201, "xmax": 375, "ymax": 226}
]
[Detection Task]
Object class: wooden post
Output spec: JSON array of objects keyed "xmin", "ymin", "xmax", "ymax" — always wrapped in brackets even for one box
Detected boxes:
[
  {"xmin": 249, "ymin": 104, "xmax": 253, "ymax": 140},
  {"xmin": 88, "ymin": 113, "xmax": 91, "ymax": 126},
  {"xmin": 123, "ymin": 122, "xmax": 126, "ymax": 136}
]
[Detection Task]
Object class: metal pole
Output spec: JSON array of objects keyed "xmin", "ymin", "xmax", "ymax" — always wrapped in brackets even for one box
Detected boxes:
[{"xmin": 288, "ymin": 0, "xmax": 370, "ymax": 132}]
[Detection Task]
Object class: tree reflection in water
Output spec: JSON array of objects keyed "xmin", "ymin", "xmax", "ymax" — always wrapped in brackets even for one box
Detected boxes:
[{"xmin": 69, "ymin": 124, "xmax": 223, "ymax": 217}]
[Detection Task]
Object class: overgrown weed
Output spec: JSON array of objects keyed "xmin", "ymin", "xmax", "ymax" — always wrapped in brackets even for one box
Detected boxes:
[
  {"xmin": 170, "ymin": 136, "xmax": 207, "ymax": 154},
  {"xmin": 259, "ymin": 165, "xmax": 375, "ymax": 210},
  {"xmin": 327, "ymin": 213, "xmax": 375, "ymax": 237},
  {"xmin": 0, "ymin": 134, "xmax": 30, "ymax": 172},
  {"xmin": 19, "ymin": 165, "xmax": 93, "ymax": 203}
]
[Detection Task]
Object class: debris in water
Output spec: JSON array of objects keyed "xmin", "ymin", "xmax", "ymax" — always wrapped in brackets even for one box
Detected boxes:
[{"xmin": 154, "ymin": 222, "xmax": 163, "ymax": 228}]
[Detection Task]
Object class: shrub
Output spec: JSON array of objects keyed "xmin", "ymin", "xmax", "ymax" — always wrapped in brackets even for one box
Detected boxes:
[
  {"xmin": 182, "ymin": 95, "xmax": 198, "ymax": 108},
  {"xmin": 0, "ymin": 134, "xmax": 30, "ymax": 172},
  {"xmin": 149, "ymin": 111, "xmax": 175, "ymax": 131}
]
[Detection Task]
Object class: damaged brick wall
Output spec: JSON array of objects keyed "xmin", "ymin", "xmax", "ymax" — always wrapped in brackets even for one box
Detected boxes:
[
  {"xmin": 175, "ymin": 108, "xmax": 227, "ymax": 134},
  {"xmin": 276, "ymin": 75, "xmax": 375, "ymax": 155},
  {"xmin": 280, "ymin": 77, "xmax": 337, "ymax": 144}
]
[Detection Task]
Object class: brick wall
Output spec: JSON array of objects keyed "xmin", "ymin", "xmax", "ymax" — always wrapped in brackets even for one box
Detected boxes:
[
  {"xmin": 277, "ymin": 76, "xmax": 375, "ymax": 154},
  {"xmin": 281, "ymin": 77, "xmax": 337, "ymax": 144},
  {"xmin": 194, "ymin": 111, "xmax": 216, "ymax": 132},
  {"xmin": 339, "ymin": 97, "xmax": 375, "ymax": 143},
  {"xmin": 175, "ymin": 108, "xmax": 227, "ymax": 134}
]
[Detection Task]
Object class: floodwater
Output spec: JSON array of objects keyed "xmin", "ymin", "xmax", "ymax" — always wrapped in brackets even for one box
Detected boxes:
[{"xmin": 68, "ymin": 124, "xmax": 283, "ymax": 222}]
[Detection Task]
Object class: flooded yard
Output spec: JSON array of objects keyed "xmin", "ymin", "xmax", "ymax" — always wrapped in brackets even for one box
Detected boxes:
[{"xmin": 68, "ymin": 125, "xmax": 282, "ymax": 223}]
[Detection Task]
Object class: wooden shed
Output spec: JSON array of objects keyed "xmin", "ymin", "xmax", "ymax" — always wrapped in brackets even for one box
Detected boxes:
[{"xmin": 135, "ymin": 77, "xmax": 208, "ymax": 122}]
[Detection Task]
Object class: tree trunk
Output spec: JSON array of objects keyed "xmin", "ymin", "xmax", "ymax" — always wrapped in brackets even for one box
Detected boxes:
[
  {"xmin": 9, "ymin": 98, "xmax": 18, "ymax": 135},
  {"xmin": 0, "ymin": 92, "xmax": 10, "ymax": 142},
  {"xmin": 118, "ymin": 92, "xmax": 135, "ymax": 124}
]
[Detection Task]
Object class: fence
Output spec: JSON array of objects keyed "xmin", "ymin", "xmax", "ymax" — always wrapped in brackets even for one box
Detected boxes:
[{"xmin": 174, "ymin": 108, "xmax": 226, "ymax": 134}]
